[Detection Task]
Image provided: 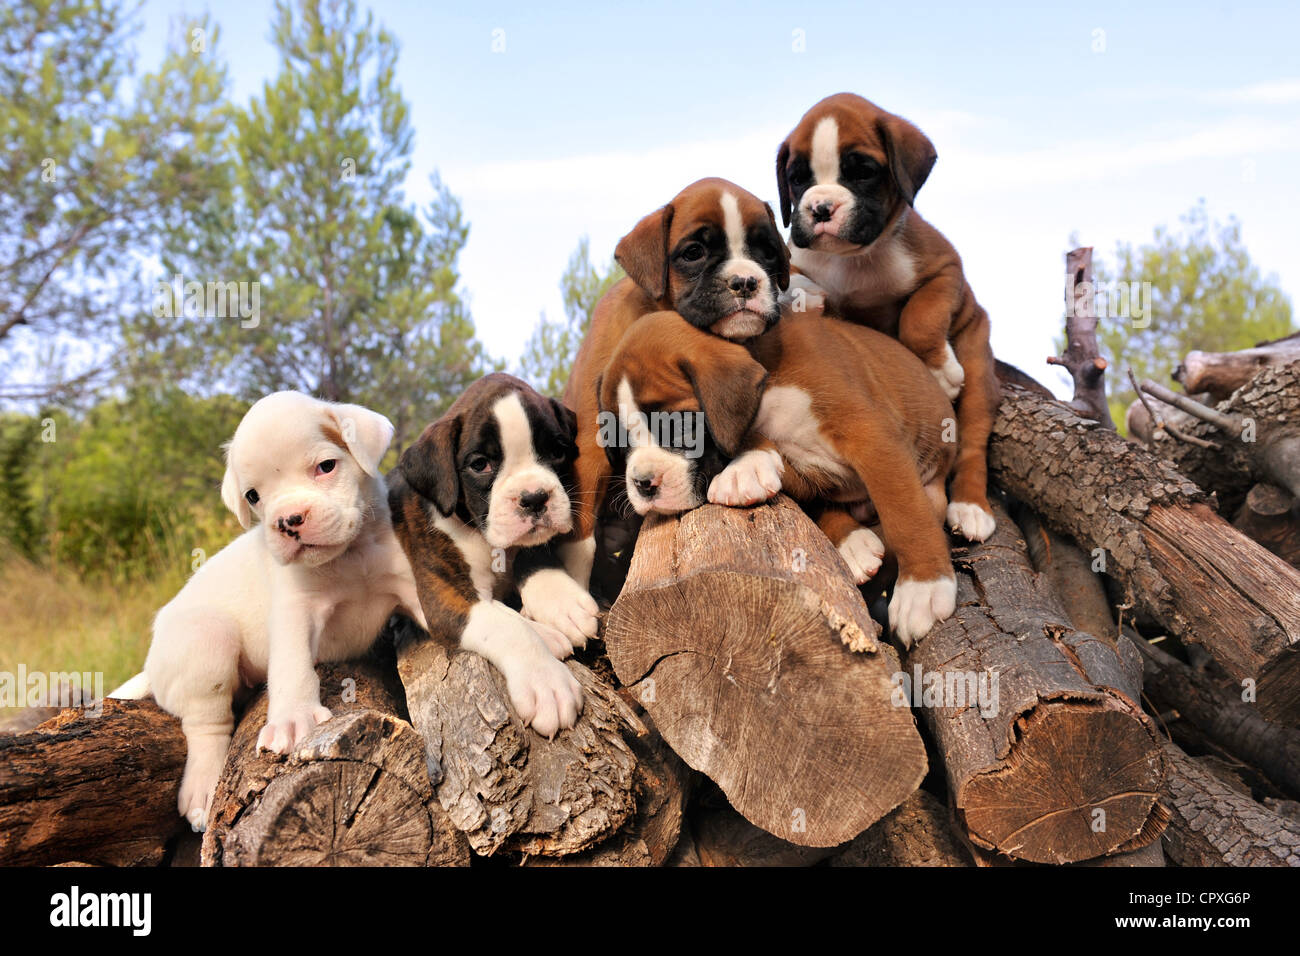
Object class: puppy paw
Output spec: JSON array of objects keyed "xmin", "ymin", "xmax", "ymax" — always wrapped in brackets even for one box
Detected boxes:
[
  {"xmin": 889, "ymin": 575, "xmax": 957, "ymax": 648},
  {"xmin": 177, "ymin": 739, "xmax": 229, "ymax": 833},
  {"xmin": 708, "ymin": 449, "xmax": 784, "ymax": 507},
  {"xmin": 946, "ymin": 501, "xmax": 996, "ymax": 542},
  {"xmin": 504, "ymin": 652, "xmax": 584, "ymax": 739},
  {"xmin": 256, "ymin": 704, "xmax": 332, "ymax": 755},
  {"xmin": 931, "ymin": 343, "xmax": 965, "ymax": 400},
  {"xmin": 520, "ymin": 568, "xmax": 599, "ymax": 655},
  {"xmin": 838, "ymin": 527, "xmax": 885, "ymax": 584}
]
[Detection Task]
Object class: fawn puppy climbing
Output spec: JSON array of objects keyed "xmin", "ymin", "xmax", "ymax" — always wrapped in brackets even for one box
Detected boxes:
[
  {"xmin": 600, "ymin": 310, "xmax": 958, "ymax": 647},
  {"xmin": 776, "ymin": 92, "xmax": 999, "ymax": 542},
  {"xmin": 560, "ymin": 177, "xmax": 791, "ymax": 588}
]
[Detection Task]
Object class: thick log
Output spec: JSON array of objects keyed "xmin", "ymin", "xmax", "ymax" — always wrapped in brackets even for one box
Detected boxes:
[
  {"xmin": 0, "ymin": 699, "xmax": 186, "ymax": 866},
  {"xmin": 603, "ymin": 494, "xmax": 926, "ymax": 848},
  {"xmin": 909, "ymin": 499, "xmax": 1167, "ymax": 863},
  {"xmin": 831, "ymin": 789, "xmax": 971, "ymax": 866},
  {"xmin": 201, "ymin": 655, "xmax": 468, "ymax": 867},
  {"xmin": 1014, "ymin": 503, "xmax": 1116, "ymax": 642},
  {"xmin": 1175, "ymin": 331, "xmax": 1300, "ymax": 402},
  {"xmin": 1046, "ymin": 247, "xmax": 1115, "ymax": 427},
  {"xmin": 691, "ymin": 804, "xmax": 840, "ymax": 867},
  {"xmin": 990, "ymin": 384, "xmax": 1300, "ymax": 725},
  {"xmin": 392, "ymin": 618, "xmax": 644, "ymax": 859},
  {"xmin": 1133, "ymin": 361, "xmax": 1300, "ymax": 516},
  {"xmin": 522, "ymin": 707, "xmax": 692, "ymax": 866},
  {"xmin": 1162, "ymin": 743, "xmax": 1300, "ymax": 867},
  {"xmin": 1233, "ymin": 483, "xmax": 1300, "ymax": 567},
  {"xmin": 1132, "ymin": 635, "xmax": 1300, "ymax": 798}
]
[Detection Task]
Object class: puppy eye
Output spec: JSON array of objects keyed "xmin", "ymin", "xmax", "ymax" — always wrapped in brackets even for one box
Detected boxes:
[
  {"xmin": 842, "ymin": 153, "xmax": 880, "ymax": 180},
  {"xmin": 315, "ymin": 459, "xmax": 336, "ymax": 476},
  {"xmin": 466, "ymin": 455, "xmax": 492, "ymax": 474},
  {"xmin": 677, "ymin": 242, "xmax": 706, "ymax": 263},
  {"xmin": 788, "ymin": 161, "xmax": 811, "ymax": 188},
  {"xmin": 244, "ymin": 489, "xmax": 259, "ymax": 506}
]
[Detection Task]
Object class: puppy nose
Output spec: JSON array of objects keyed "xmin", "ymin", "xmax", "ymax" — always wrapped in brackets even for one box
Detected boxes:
[
  {"xmin": 728, "ymin": 274, "xmax": 759, "ymax": 296},
  {"xmin": 276, "ymin": 510, "xmax": 308, "ymax": 536},
  {"xmin": 632, "ymin": 476, "xmax": 659, "ymax": 499},
  {"xmin": 519, "ymin": 490, "xmax": 550, "ymax": 515},
  {"xmin": 811, "ymin": 201, "xmax": 835, "ymax": 223}
]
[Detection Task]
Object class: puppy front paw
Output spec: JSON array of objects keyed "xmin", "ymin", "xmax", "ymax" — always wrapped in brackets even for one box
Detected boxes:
[
  {"xmin": 889, "ymin": 575, "xmax": 957, "ymax": 648},
  {"xmin": 946, "ymin": 501, "xmax": 996, "ymax": 542},
  {"xmin": 520, "ymin": 568, "xmax": 599, "ymax": 655},
  {"xmin": 838, "ymin": 527, "xmax": 885, "ymax": 584},
  {"xmin": 177, "ymin": 738, "xmax": 230, "ymax": 832},
  {"xmin": 931, "ymin": 343, "xmax": 965, "ymax": 400},
  {"xmin": 707, "ymin": 449, "xmax": 784, "ymax": 507},
  {"xmin": 504, "ymin": 652, "xmax": 583, "ymax": 739},
  {"xmin": 256, "ymin": 704, "xmax": 333, "ymax": 755}
]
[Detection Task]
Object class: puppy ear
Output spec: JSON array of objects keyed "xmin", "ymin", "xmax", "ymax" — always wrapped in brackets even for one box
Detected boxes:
[
  {"xmin": 877, "ymin": 113, "xmax": 936, "ymax": 207},
  {"xmin": 326, "ymin": 403, "xmax": 394, "ymax": 477},
  {"xmin": 764, "ymin": 202, "xmax": 791, "ymax": 291},
  {"xmin": 680, "ymin": 350, "xmax": 768, "ymax": 458},
  {"xmin": 399, "ymin": 415, "xmax": 461, "ymax": 516},
  {"xmin": 615, "ymin": 203, "xmax": 674, "ymax": 302},
  {"xmin": 775, "ymin": 139, "xmax": 792, "ymax": 227},
  {"xmin": 548, "ymin": 396, "xmax": 578, "ymax": 445},
  {"xmin": 220, "ymin": 445, "xmax": 252, "ymax": 529}
]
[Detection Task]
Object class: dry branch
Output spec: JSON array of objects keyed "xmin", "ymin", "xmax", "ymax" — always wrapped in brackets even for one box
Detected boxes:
[{"xmin": 1176, "ymin": 331, "xmax": 1300, "ymax": 402}]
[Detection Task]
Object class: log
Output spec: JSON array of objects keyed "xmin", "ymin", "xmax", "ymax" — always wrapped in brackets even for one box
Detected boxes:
[
  {"xmin": 691, "ymin": 804, "xmax": 840, "ymax": 867},
  {"xmin": 1013, "ymin": 503, "xmax": 1116, "ymax": 642},
  {"xmin": 603, "ymin": 494, "xmax": 927, "ymax": 848},
  {"xmin": 830, "ymin": 789, "xmax": 972, "ymax": 866},
  {"xmin": 522, "ymin": 707, "xmax": 692, "ymax": 866},
  {"xmin": 1132, "ymin": 635, "xmax": 1300, "ymax": 799},
  {"xmin": 1233, "ymin": 483, "xmax": 1300, "ymax": 567},
  {"xmin": 1046, "ymin": 247, "xmax": 1115, "ymax": 427},
  {"xmin": 990, "ymin": 383, "xmax": 1300, "ymax": 725},
  {"xmin": 0, "ymin": 699, "xmax": 186, "ymax": 866},
  {"xmin": 1162, "ymin": 743, "xmax": 1300, "ymax": 867},
  {"xmin": 392, "ymin": 617, "xmax": 645, "ymax": 859},
  {"xmin": 1175, "ymin": 331, "xmax": 1300, "ymax": 402},
  {"xmin": 908, "ymin": 498, "xmax": 1167, "ymax": 863},
  {"xmin": 1133, "ymin": 361, "xmax": 1300, "ymax": 516},
  {"xmin": 201, "ymin": 654, "xmax": 468, "ymax": 867}
]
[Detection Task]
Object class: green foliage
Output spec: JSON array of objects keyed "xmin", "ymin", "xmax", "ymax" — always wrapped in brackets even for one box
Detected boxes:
[
  {"xmin": 519, "ymin": 237, "xmax": 624, "ymax": 398},
  {"xmin": 1063, "ymin": 203, "xmax": 1295, "ymax": 430}
]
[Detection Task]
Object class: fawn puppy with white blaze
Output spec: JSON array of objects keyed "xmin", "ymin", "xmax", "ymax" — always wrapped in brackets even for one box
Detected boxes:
[
  {"xmin": 600, "ymin": 310, "xmax": 958, "ymax": 646},
  {"xmin": 777, "ymin": 92, "xmax": 999, "ymax": 543}
]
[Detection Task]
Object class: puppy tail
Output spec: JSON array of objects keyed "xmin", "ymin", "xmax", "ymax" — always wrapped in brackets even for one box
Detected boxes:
[{"xmin": 108, "ymin": 671, "xmax": 151, "ymax": 700}]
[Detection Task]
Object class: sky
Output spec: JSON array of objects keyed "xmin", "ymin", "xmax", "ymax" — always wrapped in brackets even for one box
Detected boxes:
[{"xmin": 133, "ymin": 0, "xmax": 1300, "ymax": 397}]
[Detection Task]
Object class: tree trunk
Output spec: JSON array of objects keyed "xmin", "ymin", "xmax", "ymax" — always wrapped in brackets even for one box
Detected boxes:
[
  {"xmin": 990, "ymin": 384, "xmax": 1300, "ymax": 725},
  {"xmin": 1162, "ymin": 743, "xmax": 1300, "ymax": 867},
  {"xmin": 909, "ymin": 499, "xmax": 1167, "ymax": 863},
  {"xmin": 831, "ymin": 789, "xmax": 972, "ymax": 866},
  {"xmin": 1132, "ymin": 635, "xmax": 1300, "ymax": 798},
  {"xmin": 603, "ymin": 494, "xmax": 927, "ymax": 849},
  {"xmin": 200, "ymin": 654, "xmax": 468, "ymax": 867},
  {"xmin": 1046, "ymin": 247, "xmax": 1115, "ymax": 427},
  {"xmin": 1175, "ymin": 331, "xmax": 1300, "ymax": 402},
  {"xmin": 392, "ymin": 618, "xmax": 644, "ymax": 859},
  {"xmin": 0, "ymin": 699, "xmax": 186, "ymax": 866}
]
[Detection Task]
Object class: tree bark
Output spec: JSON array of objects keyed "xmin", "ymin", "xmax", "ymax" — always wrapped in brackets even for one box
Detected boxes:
[
  {"xmin": 990, "ymin": 384, "xmax": 1300, "ymax": 725},
  {"xmin": 1162, "ymin": 743, "xmax": 1300, "ymax": 867},
  {"xmin": 1175, "ymin": 331, "xmax": 1300, "ymax": 402},
  {"xmin": 1233, "ymin": 483, "xmax": 1300, "ymax": 567},
  {"xmin": 1046, "ymin": 247, "xmax": 1115, "ymax": 427},
  {"xmin": 201, "ymin": 654, "xmax": 468, "ymax": 867},
  {"xmin": 908, "ymin": 499, "xmax": 1167, "ymax": 863},
  {"xmin": 392, "ymin": 618, "xmax": 645, "ymax": 859},
  {"xmin": 0, "ymin": 699, "xmax": 186, "ymax": 866},
  {"xmin": 603, "ymin": 494, "xmax": 927, "ymax": 848},
  {"xmin": 1132, "ymin": 635, "xmax": 1300, "ymax": 798}
]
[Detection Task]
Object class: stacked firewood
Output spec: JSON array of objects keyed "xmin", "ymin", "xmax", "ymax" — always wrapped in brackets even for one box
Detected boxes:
[{"xmin": 3, "ymin": 253, "xmax": 1298, "ymax": 868}]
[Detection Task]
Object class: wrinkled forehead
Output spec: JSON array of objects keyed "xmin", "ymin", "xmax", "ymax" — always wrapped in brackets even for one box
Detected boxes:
[
  {"xmin": 229, "ymin": 402, "xmax": 338, "ymax": 478},
  {"xmin": 457, "ymin": 380, "xmax": 562, "ymax": 453},
  {"xmin": 787, "ymin": 103, "xmax": 884, "ymax": 158},
  {"xmin": 604, "ymin": 320, "xmax": 705, "ymax": 412}
]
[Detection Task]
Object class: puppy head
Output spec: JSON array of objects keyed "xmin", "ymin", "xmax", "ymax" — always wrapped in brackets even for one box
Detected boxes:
[
  {"xmin": 398, "ymin": 373, "xmax": 577, "ymax": 549},
  {"xmin": 615, "ymin": 178, "xmax": 790, "ymax": 341},
  {"xmin": 597, "ymin": 311, "xmax": 767, "ymax": 516},
  {"xmin": 220, "ymin": 391, "xmax": 394, "ymax": 567},
  {"xmin": 777, "ymin": 92, "xmax": 936, "ymax": 252}
]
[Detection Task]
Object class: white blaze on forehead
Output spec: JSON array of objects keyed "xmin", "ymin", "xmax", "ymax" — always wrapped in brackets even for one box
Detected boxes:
[
  {"xmin": 719, "ymin": 190, "xmax": 748, "ymax": 262},
  {"xmin": 616, "ymin": 377, "xmax": 653, "ymax": 448},
  {"xmin": 810, "ymin": 116, "xmax": 840, "ymax": 185},
  {"xmin": 492, "ymin": 391, "xmax": 539, "ymax": 472}
]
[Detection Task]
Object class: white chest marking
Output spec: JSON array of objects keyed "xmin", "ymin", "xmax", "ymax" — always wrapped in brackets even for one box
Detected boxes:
[
  {"xmin": 755, "ymin": 385, "xmax": 851, "ymax": 481},
  {"xmin": 792, "ymin": 240, "xmax": 918, "ymax": 310},
  {"xmin": 433, "ymin": 510, "xmax": 497, "ymax": 601}
]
